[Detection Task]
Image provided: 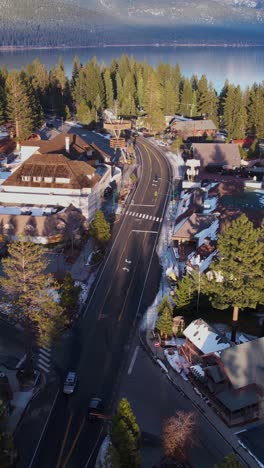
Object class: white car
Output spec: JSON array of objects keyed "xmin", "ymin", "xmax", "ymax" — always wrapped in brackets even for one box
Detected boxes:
[{"xmin": 63, "ymin": 372, "xmax": 77, "ymax": 394}]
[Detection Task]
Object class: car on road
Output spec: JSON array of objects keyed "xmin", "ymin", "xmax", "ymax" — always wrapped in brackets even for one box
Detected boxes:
[
  {"xmin": 87, "ymin": 397, "xmax": 102, "ymax": 420},
  {"xmin": 63, "ymin": 372, "xmax": 77, "ymax": 394}
]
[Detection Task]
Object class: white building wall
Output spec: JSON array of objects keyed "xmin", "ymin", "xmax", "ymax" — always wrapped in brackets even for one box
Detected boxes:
[{"xmin": 0, "ymin": 167, "xmax": 112, "ymax": 221}]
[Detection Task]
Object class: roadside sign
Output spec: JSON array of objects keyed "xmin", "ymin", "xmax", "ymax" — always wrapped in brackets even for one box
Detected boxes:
[{"xmin": 154, "ymin": 342, "xmax": 160, "ymax": 348}]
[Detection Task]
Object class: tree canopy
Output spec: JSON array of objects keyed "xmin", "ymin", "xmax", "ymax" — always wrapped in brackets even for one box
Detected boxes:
[{"xmin": 203, "ymin": 214, "xmax": 264, "ymax": 341}]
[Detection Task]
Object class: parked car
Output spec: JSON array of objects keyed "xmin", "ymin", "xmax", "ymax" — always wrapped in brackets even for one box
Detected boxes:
[
  {"xmin": 87, "ymin": 397, "xmax": 102, "ymax": 420},
  {"xmin": 63, "ymin": 372, "xmax": 77, "ymax": 395}
]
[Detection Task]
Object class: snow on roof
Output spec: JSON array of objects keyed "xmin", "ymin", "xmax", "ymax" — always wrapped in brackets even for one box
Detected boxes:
[{"xmin": 183, "ymin": 319, "xmax": 231, "ymax": 354}]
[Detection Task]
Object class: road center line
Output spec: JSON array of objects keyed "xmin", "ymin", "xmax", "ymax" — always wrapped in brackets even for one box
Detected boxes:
[
  {"xmin": 56, "ymin": 412, "xmax": 73, "ymax": 468},
  {"xmin": 28, "ymin": 389, "xmax": 60, "ymax": 468},
  {"xmin": 127, "ymin": 346, "xmax": 139, "ymax": 375}
]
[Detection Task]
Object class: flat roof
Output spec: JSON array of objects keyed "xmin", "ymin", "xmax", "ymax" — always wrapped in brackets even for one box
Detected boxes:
[
  {"xmin": 0, "ymin": 206, "xmax": 63, "ymax": 217},
  {"xmin": 238, "ymin": 424, "xmax": 264, "ymax": 466}
]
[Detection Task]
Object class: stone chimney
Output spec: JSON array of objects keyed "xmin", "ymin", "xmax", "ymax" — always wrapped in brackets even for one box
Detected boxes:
[{"xmin": 65, "ymin": 136, "xmax": 70, "ymax": 153}]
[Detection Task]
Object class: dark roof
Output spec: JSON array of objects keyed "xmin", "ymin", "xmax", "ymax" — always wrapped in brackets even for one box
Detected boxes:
[
  {"xmin": 192, "ymin": 143, "xmax": 241, "ymax": 168},
  {"xmin": 217, "ymin": 387, "xmax": 259, "ymax": 411},
  {"xmin": 171, "ymin": 119, "xmax": 216, "ymax": 133},
  {"xmin": 3, "ymin": 153, "xmax": 98, "ymax": 190},
  {"xmin": 173, "ymin": 213, "xmax": 217, "ymax": 240},
  {"xmin": 205, "ymin": 365, "xmax": 225, "ymax": 383},
  {"xmin": 21, "ymin": 133, "xmax": 91, "ymax": 160},
  {"xmin": 220, "ymin": 338, "xmax": 264, "ymax": 390}
]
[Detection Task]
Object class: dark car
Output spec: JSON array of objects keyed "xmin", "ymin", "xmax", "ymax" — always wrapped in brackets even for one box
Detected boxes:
[
  {"xmin": 46, "ymin": 122, "xmax": 54, "ymax": 128},
  {"xmin": 104, "ymin": 186, "xmax": 113, "ymax": 198},
  {"xmin": 87, "ymin": 397, "xmax": 102, "ymax": 420}
]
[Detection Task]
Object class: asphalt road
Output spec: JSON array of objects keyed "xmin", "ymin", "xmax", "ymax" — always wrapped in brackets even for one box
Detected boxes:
[{"xmin": 20, "ymin": 137, "xmax": 172, "ymax": 468}]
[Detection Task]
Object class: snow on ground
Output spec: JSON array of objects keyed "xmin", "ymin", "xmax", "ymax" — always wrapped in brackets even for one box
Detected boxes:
[
  {"xmin": 75, "ymin": 274, "xmax": 96, "ymax": 304},
  {"xmin": 164, "ymin": 348, "xmax": 189, "ymax": 381},
  {"xmin": 95, "ymin": 435, "xmax": 111, "ymax": 468}
]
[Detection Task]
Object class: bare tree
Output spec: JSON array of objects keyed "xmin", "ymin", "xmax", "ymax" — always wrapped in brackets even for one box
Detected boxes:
[{"xmin": 162, "ymin": 411, "xmax": 195, "ymax": 462}]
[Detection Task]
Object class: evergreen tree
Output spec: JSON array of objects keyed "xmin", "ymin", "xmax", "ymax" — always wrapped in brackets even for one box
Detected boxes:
[
  {"xmin": 157, "ymin": 295, "xmax": 173, "ymax": 315},
  {"xmin": 203, "ymin": 215, "xmax": 264, "ymax": 342},
  {"xmin": 248, "ymin": 84, "xmax": 264, "ymax": 139},
  {"xmin": 64, "ymin": 105, "xmax": 71, "ymax": 121},
  {"xmin": 60, "ymin": 272, "xmax": 81, "ymax": 323},
  {"xmin": 71, "ymin": 55, "xmax": 81, "ymax": 88},
  {"xmin": 76, "ymin": 100, "xmax": 91, "ymax": 125},
  {"xmin": 214, "ymin": 453, "xmax": 243, "ymax": 468},
  {"xmin": 173, "ymin": 274, "xmax": 197, "ymax": 315},
  {"xmin": 103, "ymin": 69, "xmax": 114, "ymax": 109},
  {"xmin": 90, "ymin": 210, "xmax": 111, "ymax": 243},
  {"xmin": 135, "ymin": 71, "xmax": 144, "ymax": 110},
  {"xmin": 6, "ymin": 70, "xmax": 35, "ymax": 147},
  {"xmin": 223, "ymin": 85, "xmax": 247, "ymax": 139},
  {"xmin": 161, "ymin": 80, "xmax": 176, "ymax": 115},
  {"xmin": 0, "ymin": 85, "xmax": 6, "ymax": 125},
  {"xmin": 156, "ymin": 307, "xmax": 173, "ymax": 339},
  {"xmin": 20, "ymin": 70, "xmax": 43, "ymax": 129},
  {"xmin": 111, "ymin": 398, "xmax": 140, "ymax": 468},
  {"xmin": 0, "ymin": 241, "xmax": 66, "ymax": 374},
  {"xmin": 171, "ymin": 63, "xmax": 181, "ymax": 113},
  {"xmin": 180, "ymin": 78, "xmax": 193, "ymax": 117}
]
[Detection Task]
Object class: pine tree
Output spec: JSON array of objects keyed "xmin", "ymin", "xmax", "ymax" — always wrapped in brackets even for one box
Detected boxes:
[
  {"xmin": 60, "ymin": 272, "xmax": 81, "ymax": 323},
  {"xmin": 64, "ymin": 105, "xmax": 71, "ymax": 121},
  {"xmin": 89, "ymin": 210, "xmax": 111, "ymax": 243},
  {"xmin": 223, "ymin": 85, "xmax": 247, "ymax": 139},
  {"xmin": 180, "ymin": 78, "xmax": 193, "ymax": 117},
  {"xmin": 171, "ymin": 63, "xmax": 181, "ymax": 113},
  {"xmin": 0, "ymin": 241, "xmax": 66, "ymax": 374},
  {"xmin": 6, "ymin": 70, "xmax": 34, "ymax": 147},
  {"xmin": 157, "ymin": 295, "xmax": 173, "ymax": 316},
  {"xmin": 111, "ymin": 398, "xmax": 140, "ymax": 468},
  {"xmin": 76, "ymin": 100, "xmax": 91, "ymax": 125},
  {"xmin": 248, "ymin": 84, "xmax": 264, "ymax": 139},
  {"xmin": 0, "ymin": 85, "xmax": 6, "ymax": 125},
  {"xmin": 203, "ymin": 215, "xmax": 264, "ymax": 342},
  {"xmin": 103, "ymin": 69, "xmax": 114, "ymax": 109},
  {"xmin": 214, "ymin": 453, "xmax": 243, "ymax": 468},
  {"xmin": 71, "ymin": 55, "xmax": 81, "ymax": 88},
  {"xmin": 173, "ymin": 274, "xmax": 197, "ymax": 315},
  {"xmin": 156, "ymin": 307, "xmax": 173, "ymax": 339},
  {"xmin": 0, "ymin": 400, "xmax": 16, "ymax": 467},
  {"xmin": 161, "ymin": 80, "xmax": 176, "ymax": 115}
]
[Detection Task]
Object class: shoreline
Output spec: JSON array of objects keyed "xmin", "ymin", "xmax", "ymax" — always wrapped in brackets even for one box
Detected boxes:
[{"xmin": 0, "ymin": 42, "xmax": 264, "ymax": 51}]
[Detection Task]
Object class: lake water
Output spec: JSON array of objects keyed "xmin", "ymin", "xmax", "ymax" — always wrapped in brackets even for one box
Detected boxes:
[{"xmin": 0, "ymin": 45, "xmax": 264, "ymax": 93}]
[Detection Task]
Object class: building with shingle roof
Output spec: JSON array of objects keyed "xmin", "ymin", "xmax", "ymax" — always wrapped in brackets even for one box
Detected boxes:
[
  {"xmin": 191, "ymin": 143, "xmax": 241, "ymax": 169},
  {"xmin": 170, "ymin": 119, "xmax": 216, "ymax": 138}
]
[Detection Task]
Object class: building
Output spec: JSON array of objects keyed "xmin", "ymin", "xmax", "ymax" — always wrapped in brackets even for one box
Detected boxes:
[
  {"xmin": 170, "ymin": 119, "xmax": 216, "ymax": 138},
  {"xmin": 0, "ymin": 133, "xmax": 112, "ymax": 220},
  {"xmin": 181, "ymin": 319, "xmax": 231, "ymax": 363},
  {"xmin": 0, "ymin": 204, "xmax": 87, "ymax": 244},
  {"xmin": 191, "ymin": 143, "xmax": 241, "ymax": 169},
  {"xmin": 190, "ymin": 337, "xmax": 264, "ymax": 426}
]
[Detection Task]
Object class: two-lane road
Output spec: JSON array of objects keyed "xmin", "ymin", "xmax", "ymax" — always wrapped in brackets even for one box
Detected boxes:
[{"xmin": 23, "ymin": 138, "xmax": 172, "ymax": 468}]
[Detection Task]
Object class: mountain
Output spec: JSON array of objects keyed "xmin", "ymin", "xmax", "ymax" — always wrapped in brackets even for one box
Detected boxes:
[{"xmin": 0, "ymin": 0, "xmax": 263, "ymax": 46}]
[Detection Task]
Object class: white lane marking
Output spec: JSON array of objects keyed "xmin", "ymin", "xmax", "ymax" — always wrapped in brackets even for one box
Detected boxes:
[
  {"xmin": 132, "ymin": 212, "xmax": 136, "ymax": 216},
  {"xmin": 156, "ymin": 217, "xmax": 160, "ymax": 222},
  {"xmin": 127, "ymin": 346, "xmax": 139, "ymax": 375},
  {"xmin": 132, "ymin": 230, "xmax": 158, "ymax": 234},
  {"xmin": 160, "ymin": 217, "xmax": 163, "ymax": 222},
  {"xmin": 135, "ymin": 212, "xmax": 139, "ymax": 217},
  {"xmin": 38, "ymin": 358, "xmax": 50, "ymax": 367},
  {"xmin": 149, "ymin": 216, "xmax": 153, "ymax": 220},
  {"xmin": 38, "ymin": 354, "xmax": 50, "ymax": 363},
  {"xmin": 16, "ymin": 354, "xmax": 26, "ymax": 369},
  {"xmin": 128, "ymin": 211, "xmax": 132, "ymax": 215},
  {"xmin": 28, "ymin": 389, "xmax": 60, "ymax": 468},
  {"xmin": 39, "ymin": 348, "xmax": 50, "ymax": 357},
  {"xmin": 139, "ymin": 214, "xmax": 142, "ymax": 218},
  {"xmin": 142, "ymin": 214, "xmax": 146, "ymax": 219},
  {"xmin": 130, "ymin": 204, "xmax": 155, "ymax": 207},
  {"xmin": 145, "ymin": 215, "xmax": 149, "ymax": 219},
  {"xmin": 38, "ymin": 363, "xmax": 50, "ymax": 373},
  {"xmin": 84, "ymin": 426, "xmax": 104, "ymax": 468}
]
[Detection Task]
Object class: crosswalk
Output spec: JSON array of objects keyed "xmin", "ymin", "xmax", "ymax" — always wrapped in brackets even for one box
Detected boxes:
[
  {"xmin": 125, "ymin": 211, "xmax": 163, "ymax": 223},
  {"xmin": 37, "ymin": 346, "xmax": 51, "ymax": 374}
]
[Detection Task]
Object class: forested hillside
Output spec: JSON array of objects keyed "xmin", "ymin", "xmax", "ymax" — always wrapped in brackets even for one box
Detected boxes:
[
  {"xmin": 0, "ymin": 0, "xmax": 264, "ymax": 46},
  {"xmin": 1, "ymin": 55, "xmax": 264, "ymax": 144}
]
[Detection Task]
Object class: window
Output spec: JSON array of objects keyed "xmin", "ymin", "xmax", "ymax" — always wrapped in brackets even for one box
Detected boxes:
[
  {"xmin": 33, "ymin": 176, "xmax": 42, "ymax": 182},
  {"xmin": 22, "ymin": 175, "xmax": 31, "ymax": 182},
  {"xmin": 44, "ymin": 177, "xmax": 53, "ymax": 183}
]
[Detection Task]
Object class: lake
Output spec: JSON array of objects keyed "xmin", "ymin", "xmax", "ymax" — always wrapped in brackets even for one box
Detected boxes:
[{"xmin": 0, "ymin": 45, "xmax": 264, "ymax": 93}]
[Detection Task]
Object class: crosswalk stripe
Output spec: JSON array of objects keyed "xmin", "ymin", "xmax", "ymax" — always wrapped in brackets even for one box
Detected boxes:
[
  {"xmin": 39, "ymin": 348, "xmax": 50, "ymax": 357},
  {"xmin": 156, "ymin": 217, "xmax": 159, "ymax": 222},
  {"xmin": 160, "ymin": 217, "xmax": 163, "ymax": 222},
  {"xmin": 129, "ymin": 211, "xmax": 132, "ymax": 215},
  {"xmin": 38, "ymin": 357, "xmax": 50, "ymax": 366},
  {"xmin": 132, "ymin": 212, "xmax": 136, "ymax": 216},
  {"xmin": 142, "ymin": 214, "xmax": 146, "ymax": 219},
  {"xmin": 139, "ymin": 214, "xmax": 142, "ymax": 218},
  {"xmin": 145, "ymin": 215, "xmax": 149, "ymax": 219},
  {"xmin": 38, "ymin": 363, "xmax": 50, "ymax": 373},
  {"xmin": 135, "ymin": 212, "xmax": 139, "ymax": 217},
  {"xmin": 149, "ymin": 216, "xmax": 152, "ymax": 220}
]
